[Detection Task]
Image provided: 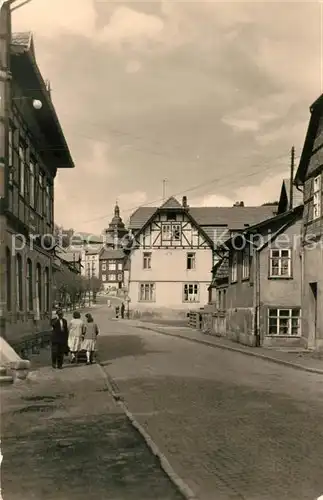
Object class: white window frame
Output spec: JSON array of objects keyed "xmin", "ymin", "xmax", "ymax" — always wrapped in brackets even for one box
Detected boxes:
[
  {"xmin": 29, "ymin": 161, "xmax": 35, "ymax": 208},
  {"xmin": 8, "ymin": 126, "xmax": 13, "ymax": 183},
  {"xmin": 102, "ymin": 263, "xmax": 106, "ymax": 271},
  {"xmin": 242, "ymin": 246, "xmax": 250, "ymax": 280},
  {"xmin": 117, "ymin": 262, "xmax": 123, "ymax": 270},
  {"xmin": 102, "ymin": 274, "xmax": 106, "ymax": 282},
  {"xmin": 19, "ymin": 143, "xmax": 25, "ymax": 196},
  {"xmin": 269, "ymin": 249, "xmax": 291, "ymax": 278},
  {"xmin": 117, "ymin": 273, "xmax": 123, "ymax": 281},
  {"xmin": 108, "ymin": 273, "xmax": 116, "ymax": 281},
  {"xmin": 183, "ymin": 282, "xmax": 199, "ymax": 303},
  {"xmin": 186, "ymin": 252, "xmax": 196, "ymax": 270},
  {"xmin": 231, "ymin": 252, "xmax": 238, "ymax": 283},
  {"xmin": 108, "ymin": 261, "xmax": 116, "ymax": 271},
  {"xmin": 161, "ymin": 222, "xmax": 181, "ymax": 242},
  {"xmin": 312, "ymin": 174, "xmax": 321, "ymax": 220},
  {"xmin": 268, "ymin": 308, "xmax": 301, "ymax": 336},
  {"xmin": 143, "ymin": 252, "xmax": 151, "ymax": 269},
  {"xmin": 139, "ymin": 282, "xmax": 155, "ymax": 302}
]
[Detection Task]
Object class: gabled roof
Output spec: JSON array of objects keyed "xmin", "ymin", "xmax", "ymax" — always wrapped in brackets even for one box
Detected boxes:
[
  {"xmin": 129, "ymin": 204, "xmax": 277, "ymax": 231},
  {"xmin": 218, "ymin": 205, "xmax": 303, "ymax": 251},
  {"xmin": 11, "ymin": 32, "xmax": 74, "ymax": 169},
  {"xmin": 277, "ymin": 178, "xmax": 303, "ymax": 214},
  {"xmin": 99, "ymin": 249, "xmax": 125, "ymax": 260},
  {"xmin": 294, "ymin": 93, "xmax": 323, "ymax": 185},
  {"xmin": 160, "ymin": 196, "xmax": 183, "ymax": 210}
]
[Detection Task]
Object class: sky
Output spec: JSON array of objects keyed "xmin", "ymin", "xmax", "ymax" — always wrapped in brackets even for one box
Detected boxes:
[{"xmin": 13, "ymin": 0, "xmax": 321, "ymax": 235}]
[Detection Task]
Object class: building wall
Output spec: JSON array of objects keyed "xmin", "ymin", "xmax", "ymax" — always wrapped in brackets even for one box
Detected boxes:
[
  {"xmin": 129, "ymin": 247, "xmax": 212, "ymax": 316},
  {"xmin": 258, "ymin": 218, "xmax": 303, "ymax": 347},
  {"xmin": 5, "ymin": 230, "xmax": 52, "ymax": 347},
  {"xmin": 301, "ymin": 244, "xmax": 323, "ymax": 349}
]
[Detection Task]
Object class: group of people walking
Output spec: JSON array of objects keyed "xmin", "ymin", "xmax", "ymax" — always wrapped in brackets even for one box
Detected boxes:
[{"xmin": 51, "ymin": 309, "xmax": 99, "ymax": 369}]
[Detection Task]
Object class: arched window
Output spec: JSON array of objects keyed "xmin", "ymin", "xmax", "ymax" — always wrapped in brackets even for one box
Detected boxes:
[
  {"xmin": 44, "ymin": 267, "xmax": 50, "ymax": 312},
  {"xmin": 6, "ymin": 247, "xmax": 11, "ymax": 311},
  {"xmin": 36, "ymin": 263, "xmax": 42, "ymax": 314},
  {"xmin": 16, "ymin": 253, "xmax": 23, "ymax": 311},
  {"xmin": 26, "ymin": 259, "xmax": 33, "ymax": 311}
]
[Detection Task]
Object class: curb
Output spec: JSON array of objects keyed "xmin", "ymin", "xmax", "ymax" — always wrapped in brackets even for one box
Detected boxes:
[
  {"xmin": 97, "ymin": 364, "xmax": 199, "ymax": 500},
  {"xmin": 135, "ymin": 325, "xmax": 323, "ymax": 375}
]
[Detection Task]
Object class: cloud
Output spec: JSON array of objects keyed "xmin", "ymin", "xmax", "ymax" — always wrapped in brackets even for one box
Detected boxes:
[
  {"xmin": 12, "ymin": 0, "xmax": 97, "ymax": 38},
  {"xmin": 99, "ymin": 6, "xmax": 164, "ymax": 48}
]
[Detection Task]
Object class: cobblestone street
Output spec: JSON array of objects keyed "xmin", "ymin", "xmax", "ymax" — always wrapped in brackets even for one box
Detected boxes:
[
  {"xmin": 93, "ymin": 308, "xmax": 323, "ymax": 500},
  {"xmin": 0, "ymin": 358, "xmax": 183, "ymax": 500}
]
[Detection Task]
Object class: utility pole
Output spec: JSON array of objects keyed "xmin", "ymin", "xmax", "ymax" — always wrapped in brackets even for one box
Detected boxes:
[
  {"xmin": 0, "ymin": 0, "xmax": 11, "ymax": 339},
  {"xmin": 289, "ymin": 146, "xmax": 295, "ymax": 210},
  {"xmin": 162, "ymin": 179, "xmax": 167, "ymax": 201}
]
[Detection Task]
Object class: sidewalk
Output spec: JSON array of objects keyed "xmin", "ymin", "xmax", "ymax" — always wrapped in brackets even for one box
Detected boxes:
[
  {"xmin": 0, "ymin": 363, "xmax": 184, "ymax": 500},
  {"xmin": 127, "ymin": 319, "xmax": 323, "ymax": 375}
]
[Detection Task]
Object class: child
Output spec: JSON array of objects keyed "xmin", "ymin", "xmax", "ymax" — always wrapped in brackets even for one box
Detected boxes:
[{"xmin": 81, "ymin": 313, "xmax": 99, "ymax": 364}]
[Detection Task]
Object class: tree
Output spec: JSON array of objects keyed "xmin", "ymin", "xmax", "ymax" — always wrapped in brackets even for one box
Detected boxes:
[
  {"xmin": 53, "ymin": 266, "xmax": 86, "ymax": 309},
  {"xmin": 53, "ymin": 224, "xmax": 75, "ymax": 248},
  {"xmin": 88, "ymin": 276, "xmax": 102, "ymax": 302},
  {"xmin": 262, "ymin": 201, "xmax": 279, "ymax": 206}
]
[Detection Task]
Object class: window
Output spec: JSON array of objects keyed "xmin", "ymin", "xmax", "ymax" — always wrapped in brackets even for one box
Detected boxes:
[
  {"xmin": 242, "ymin": 246, "xmax": 250, "ymax": 280},
  {"xmin": 26, "ymin": 259, "xmax": 33, "ymax": 311},
  {"xmin": 268, "ymin": 309, "xmax": 300, "ymax": 336},
  {"xmin": 117, "ymin": 262, "xmax": 123, "ymax": 270},
  {"xmin": 108, "ymin": 274, "xmax": 116, "ymax": 281},
  {"xmin": 16, "ymin": 253, "xmax": 23, "ymax": 311},
  {"xmin": 29, "ymin": 161, "xmax": 35, "ymax": 208},
  {"xmin": 44, "ymin": 267, "xmax": 50, "ymax": 312},
  {"xmin": 312, "ymin": 174, "xmax": 321, "ymax": 219},
  {"xmin": 102, "ymin": 274, "xmax": 106, "ymax": 282},
  {"xmin": 6, "ymin": 247, "xmax": 11, "ymax": 311},
  {"xmin": 139, "ymin": 282, "xmax": 155, "ymax": 302},
  {"xmin": 183, "ymin": 283, "xmax": 199, "ymax": 302},
  {"xmin": 117, "ymin": 273, "xmax": 123, "ymax": 281},
  {"xmin": 166, "ymin": 212, "xmax": 176, "ymax": 221},
  {"xmin": 269, "ymin": 249, "xmax": 291, "ymax": 278},
  {"xmin": 45, "ymin": 182, "xmax": 50, "ymax": 220},
  {"xmin": 186, "ymin": 252, "xmax": 195, "ymax": 270},
  {"xmin": 19, "ymin": 143, "xmax": 26, "ymax": 196},
  {"xmin": 161, "ymin": 223, "xmax": 181, "ymax": 242},
  {"xmin": 102, "ymin": 263, "xmax": 106, "ymax": 271},
  {"xmin": 231, "ymin": 252, "xmax": 238, "ymax": 282},
  {"xmin": 108, "ymin": 261, "xmax": 116, "ymax": 271},
  {"xmin": 143, "ymin": 252, "xmax": 151, "ymax": 269},
  {"xmin": 36, "ymin": 263, "xmax": 42, "ymax": 313},
  {"xmin": 8, "ymin": 127, "xmax": 13, "ymax": 183},
  {"xmin": 36, "ymin": 171, "xmax": 44, "ymax": 214}
]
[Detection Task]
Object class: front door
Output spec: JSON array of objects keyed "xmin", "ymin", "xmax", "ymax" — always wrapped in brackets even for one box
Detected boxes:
[{"xmin": 309, "ymin": 282, "xmax": 318, "ymax": 344}]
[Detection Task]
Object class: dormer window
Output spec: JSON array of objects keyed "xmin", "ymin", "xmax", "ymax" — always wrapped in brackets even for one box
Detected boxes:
[{"xmin": 166, "ymin": 212, "xmax": 176, "ymax": 221}]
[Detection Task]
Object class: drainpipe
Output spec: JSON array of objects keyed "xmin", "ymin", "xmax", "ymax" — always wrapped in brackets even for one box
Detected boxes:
[{"xmin": 254, "ymin": 247, "xmax": 261, "ymax": 347}]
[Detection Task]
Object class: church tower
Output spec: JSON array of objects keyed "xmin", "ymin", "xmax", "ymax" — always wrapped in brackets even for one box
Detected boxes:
[{"xmin": 103, "ymin": 202, "xmax": 128, "ymax": 248}]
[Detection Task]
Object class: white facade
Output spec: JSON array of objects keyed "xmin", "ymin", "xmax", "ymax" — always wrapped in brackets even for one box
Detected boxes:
[
  {"xmin": 81, "ymin": 248, "xmax": 102, "ymax": 278},
  {"xmin": 128, "ymin": 208, "xmax": 213, "ymax": 316}
]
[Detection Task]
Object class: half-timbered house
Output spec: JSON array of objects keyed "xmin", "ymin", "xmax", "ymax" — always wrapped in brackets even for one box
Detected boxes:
[
  {"xmin": 2, "ymin": 32, "xmax": 74, "ymax": 350},
  {"xmin": 128, "ymin": 196, "xmax": 276, "ymax": 318},
  {"xmin": 294, "ymin": 93, "xmax": 323, "ymax": 351}
]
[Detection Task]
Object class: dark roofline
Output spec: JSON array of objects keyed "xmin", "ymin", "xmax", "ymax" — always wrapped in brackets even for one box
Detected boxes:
[
  {"xmin": 133, "ymin": 205, "xmax": 215, "ymax": 249},
  {"xmin": 11, "ymin": 33, "xmax": 74, "ymax": 169},
  {"xmin": 217, "ymin": 205, "xmax": 303, "ymax": 250},
  {"xmin": 294, "ymin": 94, "xmax": 323, "ymax": 185}
]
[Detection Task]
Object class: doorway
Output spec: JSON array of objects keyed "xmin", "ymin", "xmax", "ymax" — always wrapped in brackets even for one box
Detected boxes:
[{"xmin": 309, "ymin": 282, "xmax": 318, "ymax": 343}]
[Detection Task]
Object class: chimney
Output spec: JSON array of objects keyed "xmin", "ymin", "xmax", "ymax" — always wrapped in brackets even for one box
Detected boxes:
[{"xmin": 182, "ymin": 196, "xmax": 188, "ymax": 208}]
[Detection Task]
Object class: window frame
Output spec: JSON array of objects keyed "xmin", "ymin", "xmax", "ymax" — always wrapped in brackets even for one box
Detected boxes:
[
  {"xmin": 16, "ymin": 253, "xmax": 23, "ymax": 311},
  {"xmin": 242, "ymin": 246, "xmax": 250, "ymax": 280},
  {"xmin": 139, "ymin": 282, "xmax": 155, "ymax": 302},
  {"xmin": 267, "ymin": 308, "xmax": 301, "ymax": 336},
  {"xmin": 26, "ymin": 258, "xmax": 33, "ymax": 311},
  {"xmin": 18, "ymin": 142, "xmax": 26, "ymax": 197},
  {"xmin": 186, "ymin": 252, "xmax": 196, "ymax": 270},
  {"xmin": 143, "ymin": 252, "xmax": 151, "ymax": 269},
  {"xmin": 312, "ymin": 174, "xmax": 322, "ymax": 220},
  {"xmin": 231, "ymin": 251, "xmax": 238, "ymax": 283},
  {"xmin": 269, "ymin": 248, "xmax": 292, "ymax": 278},
  {"xmin": 183, "ymin": 282, "xmax": 200, "ymax": 303}
]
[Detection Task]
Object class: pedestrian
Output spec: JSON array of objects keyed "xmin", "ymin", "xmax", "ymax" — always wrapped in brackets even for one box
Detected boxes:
[
  {"xmin": 81, "ymin": 313, "xmax": 99, "ymax": 365},
  {"xmin": 120, "ymin": 302, "xmax": 125, "ymax": 319},
  {"xmin": 115, "ymin": 305, "xmax": 120, "ymax": 319},
  {"xmin": 68, "ymin": 311, "xmax": 85, "ymax": 363},
  {"xmin": 51, "ymin": 309, "xmax": 69, "ymax": 369}
]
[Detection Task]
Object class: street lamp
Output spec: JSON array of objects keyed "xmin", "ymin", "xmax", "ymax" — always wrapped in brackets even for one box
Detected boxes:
[{"xmin": 12, "ymin": 96, "xmax": 42, "ymax": 109}]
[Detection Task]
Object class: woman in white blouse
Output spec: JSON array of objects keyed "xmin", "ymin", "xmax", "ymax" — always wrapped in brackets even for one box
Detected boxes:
[{"xmin": 68, "ymin": 311, "xmax": 85, "ymax": 363}]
